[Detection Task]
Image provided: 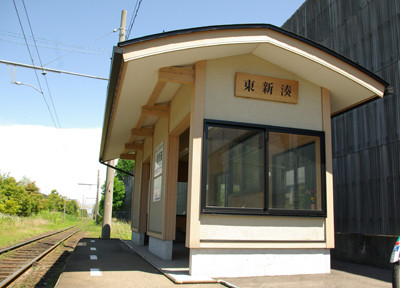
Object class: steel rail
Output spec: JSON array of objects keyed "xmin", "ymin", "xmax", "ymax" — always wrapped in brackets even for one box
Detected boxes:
[
  {"xmin": 0, "ymin": 226, "xmax": 84, "ymax": 288},
  {"xmin": 0, "ymin": 226, "xmax": 76, "ymax": 255}
]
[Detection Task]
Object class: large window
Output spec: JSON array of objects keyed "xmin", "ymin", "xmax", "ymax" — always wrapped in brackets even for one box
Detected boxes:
[{"xmin": 202, "ymin": 120, "xmax": 326, "ymax": 217}]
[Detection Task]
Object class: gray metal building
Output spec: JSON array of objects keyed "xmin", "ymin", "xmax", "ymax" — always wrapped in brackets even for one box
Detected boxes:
[{"xmin": 283, "ymin": 0, "xmax": 400, "ymax": 267}]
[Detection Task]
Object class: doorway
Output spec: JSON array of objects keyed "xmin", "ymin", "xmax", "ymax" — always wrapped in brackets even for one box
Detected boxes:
[
  {"xmin": 175, "ymin": 128, "xmax": 189, "ymax": 243},
  {"xmin": 139, "ymin": 157, "xmax": 150, "ymax": 245}
]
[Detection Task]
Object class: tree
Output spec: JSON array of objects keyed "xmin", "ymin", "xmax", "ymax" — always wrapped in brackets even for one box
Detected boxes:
[
  {"xmin": 115, "ymin": 159, "xmax": 135, "ymax": 182},
  {"xmin": 47, "ymin": 190, "xmax": 64, "ymax": 212},
  {"xmin": 99, "ymin": 177, "xmax": 126, "ymax": 217},
  {"xmin": 24, "ymin": 180, "xmax": 46, "ymax": 214},
  {"xmin": 65, "ymin": 199, "xmax": 79, "ymax": 216},
  {"xmin": 0, "ymin": 172, "xmax": 80, "ymax": 217},
  {"xmin": 0, "ymin": 174, "xmax": 25, "ymax": 215}
]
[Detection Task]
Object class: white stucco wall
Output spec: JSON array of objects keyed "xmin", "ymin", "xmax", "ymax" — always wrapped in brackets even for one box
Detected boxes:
[
  {"xmin": 199, "ymin": 215, "xmax": 325, "ymax": 242},
  {"xmin": 170, "ymin": 84, "xmax": 191, "ymax": 132},
  {"xmin": 200, "ymin": 54, "xmax": 326, "ymax": 246},
  {"xmin": 204, "ymin": 54, "xmax": 322, "ymax": 130}
]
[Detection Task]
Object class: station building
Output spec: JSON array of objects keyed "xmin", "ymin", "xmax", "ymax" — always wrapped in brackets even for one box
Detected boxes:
[{"xmin": 99, "ymin": 24, "xmax": 388, "ymax": 277}]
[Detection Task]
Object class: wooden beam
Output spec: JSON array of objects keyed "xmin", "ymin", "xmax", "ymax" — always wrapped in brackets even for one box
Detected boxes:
[
  {"xmin": 131, "ymin": 127, "xmax": 154, "ymax": 137},
  {"xmin": 159, "ymin": 67, "xmax": 195, "ymax": 85},
  {"xmin": 120, "ymin": 153, "xmax": 136, "ymax": 160},
  {"xmin": 142, "ymin": 105, "xmax": 170, "ymax": 118},
  {"xmin": 125, "ymin": 143, "xmax": 144, "ymax": 151},
  {"xmin": 147, "ymin": 81, "xmax": 166, "ymax": 106}
]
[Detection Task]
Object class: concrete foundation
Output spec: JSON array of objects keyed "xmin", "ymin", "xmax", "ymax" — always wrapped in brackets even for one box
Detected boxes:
[
  {"xmin": 189, "ymin": 248, "xmax": 331, "ymax": 277},
  {"xmin": 131, "ymin": 231, "xmax": 145, "ymax": 245},
  {"xmin": 148, "ymin": 237, "xmax": 172, "ymax": 260}
]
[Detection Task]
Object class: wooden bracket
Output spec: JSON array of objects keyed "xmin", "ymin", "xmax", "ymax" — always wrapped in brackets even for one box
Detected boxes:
[
  {"xmin": 125, "ymin": 142, "xmax": 144, "ymax": 151},
  {"xmin": 131, "ymin": 127, "xmax": 154, "ymax": 137},
  {"xmin": 142, "ymin": 105, "xmax": 170, "ymax": 118},
  {"xmin": 159, "ymin": 67, "xmax": 195, "ymax": 85},
  {"xmin": 120, "ymin": 153, "xmax": 136, "ymax": 160}
]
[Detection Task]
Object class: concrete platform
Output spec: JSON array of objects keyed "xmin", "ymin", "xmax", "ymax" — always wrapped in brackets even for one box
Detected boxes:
[
  {"xmin": 55, "ymin": 238, "xmax": 224, "ymax": 288},
  {"xmin": 56, "ymin": 238, "xmax": 392, "ymax": 288}
]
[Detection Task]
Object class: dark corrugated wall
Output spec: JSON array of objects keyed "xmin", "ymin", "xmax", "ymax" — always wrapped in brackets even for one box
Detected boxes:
[{"xmin": 283, "ymin": 0, "xmax": 400, "ymax": 236}]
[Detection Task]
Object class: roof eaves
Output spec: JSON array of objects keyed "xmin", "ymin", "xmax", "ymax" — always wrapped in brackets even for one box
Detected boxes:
[
  {"xmin": 118, "ymin": 23, "xmax": 389, "ymax": 90},
  {"xmin": 99, "ymin": 46, "xmax": 123, "ymax": 162}
]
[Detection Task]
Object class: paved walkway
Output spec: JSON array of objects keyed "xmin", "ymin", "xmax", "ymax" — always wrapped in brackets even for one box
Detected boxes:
[
  {"xmin": 55, "ymin": 238, "xmax": 223, "ymax": 288},
  {"xmin": 56, "ymin": 238, "xmax": 392, "ymax": 288}
]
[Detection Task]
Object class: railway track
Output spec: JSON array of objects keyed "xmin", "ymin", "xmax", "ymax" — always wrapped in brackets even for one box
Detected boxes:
[{"xmin": 0, "ymin": 225, "xmax": 84, "ymax": 287}]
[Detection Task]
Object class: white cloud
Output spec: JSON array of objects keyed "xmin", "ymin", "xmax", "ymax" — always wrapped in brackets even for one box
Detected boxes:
[{"xmin": 0, "ymin": 125, "xmax": 107, "ymax": 207}]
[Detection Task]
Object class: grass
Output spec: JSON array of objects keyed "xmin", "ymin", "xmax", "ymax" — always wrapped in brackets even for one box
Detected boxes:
[
  {"xmin": 82, "ymin": 219, "xmax": 102, "ymax": 238},
  {"xmin": 110, "ymin": 219, "xmax": 132, "ymax": 240},
  {"xmin": 0, "ymin": 211, "xmax": 85, "ymax": 249},
  {"xmin": 82, "ymin": 218, "xmax": 132, "ymax": 240},
  {"xmin": 0, "ymin": 213, "xmax": 132, "ymax": 249}
]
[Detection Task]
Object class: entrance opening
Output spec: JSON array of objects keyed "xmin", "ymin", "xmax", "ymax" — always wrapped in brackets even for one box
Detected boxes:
[
  {"xmin": 140, "ymin": 158, "xmax": 151, "ymax": 245},
  {"xmin": 175, "ymin": 128, "xmax": 189, "ymax": 243}
]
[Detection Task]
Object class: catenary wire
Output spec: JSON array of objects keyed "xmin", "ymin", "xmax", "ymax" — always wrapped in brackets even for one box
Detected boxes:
[
  {"xmin": 126, "ymin": 0, "xmax": 139, "ymax": 38},
  {"xmin": 22, "ymin": 0, "xmax": 61, "ymax": 128},
  {"xmin": 126, "ymin": 0, "xmax": 143, "ymax": 39},
  {"xmin": 44, "ymin": 31, "xmax": 114, "ymax": 67},
  {"xmin": 12, "ymin": 0, "xmax": 58, "ymax": 129},
  {"xmin": 0, "ymin": 30, "xmax": 112, "ymax": 53}
]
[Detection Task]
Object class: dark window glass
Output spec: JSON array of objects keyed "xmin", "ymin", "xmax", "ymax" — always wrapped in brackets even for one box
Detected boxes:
[
  {"xmin": 205, "ymin": 126, "xmax": 264, "ymax": 209},
  {"xmin": 202, "ymin": 120, "xmax": 325, "ymax": 217},
  {"xmin": 269, "ymin": 132, "xmax": 322, "ymax": 211}
]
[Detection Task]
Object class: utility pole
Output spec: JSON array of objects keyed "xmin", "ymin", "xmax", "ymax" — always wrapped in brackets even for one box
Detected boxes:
[
  {"xmin": 101, "ymin": 160, "xmax": 115, "ymax": 239},
  {"xmin": 101, "ymin": 10, "xmax": 126, "ymax": 239},
  {"xmin": 119, "ymin": 10, "xmax": 127, "ymax": 42},
  {"xmin": 95, "ymin": 170, "xmax": 100, "ymax": 222},
  {"xmin": 63, "ymin": 198, "xmax": 66, "ymax": 223}
]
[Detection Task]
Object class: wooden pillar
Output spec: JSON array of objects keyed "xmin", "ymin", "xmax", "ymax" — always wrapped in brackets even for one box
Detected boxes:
[
  {"xmin": 186, "ymin": 61, "xmax": 206, "ymax": 248},
  {"xmin": 322, "ymin": 87, "xmax": 335, "ymax": 249}
]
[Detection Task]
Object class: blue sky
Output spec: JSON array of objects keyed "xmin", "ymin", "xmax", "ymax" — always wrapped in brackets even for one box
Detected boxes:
[
  {"xmin": 0, "ymin": 0, "xmax": 305, "ymax": 128},
  {"xmin": 0, "ymin": 0, "xmax": 305, "ymax": 202}
]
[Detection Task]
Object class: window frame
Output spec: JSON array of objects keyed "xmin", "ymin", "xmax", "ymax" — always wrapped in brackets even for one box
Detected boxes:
[{"xmin": 201, "ymin": 119, "xmax": 327, "ymax": 217}]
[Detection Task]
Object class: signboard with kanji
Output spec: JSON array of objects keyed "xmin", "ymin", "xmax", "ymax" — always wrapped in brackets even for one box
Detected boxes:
[{"xmin": 235, "ymin": 72, "xmax": 299, "ymax": 104}]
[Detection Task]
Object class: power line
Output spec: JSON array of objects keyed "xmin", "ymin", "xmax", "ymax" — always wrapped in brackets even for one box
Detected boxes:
[
  {"xmin": 12, "ymin": 0, "xmax": 58, "ymax": 129},
  {"xmin": 22, "ymin": 0, "xmax": 61, "ymax": 129},
  {"xmin": 44, "ymin": 31, "xmax": 115, "ymax": 67},
  {"xmin": 0, "ymin": 30, "xmax": 112, "ymax": 54},
  {"xmin": 126, "ymin": 0, "xmax": 143, "ymax": 39}
]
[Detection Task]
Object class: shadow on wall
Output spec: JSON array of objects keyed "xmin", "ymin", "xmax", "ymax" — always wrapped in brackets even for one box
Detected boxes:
[{"xmin": 332, "ymin": 233, "xmax": 397, "ymax": 269}]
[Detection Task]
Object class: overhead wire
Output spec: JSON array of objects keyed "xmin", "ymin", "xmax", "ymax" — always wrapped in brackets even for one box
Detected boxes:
[
  {"xmin": 0, "ymin": 32, "xmax": 112, "ymax": 56},
  {"xmin": 44, "ymin": 30, "xmax": 114, "ymax": 67},
  {"xmin": 21, "ymin": 0, "xmax": 61, "ymax": 129},
  {"xmin": 126, "ymin": 0, "xmax": 143, "ymax": 39},
  {"xmin": 12, "ymin": 0, "xmax": 59, "ymax": 129}
]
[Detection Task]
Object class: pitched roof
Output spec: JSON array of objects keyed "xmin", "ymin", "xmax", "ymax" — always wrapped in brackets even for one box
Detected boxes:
[{"xmin": 100, "ymin": 24, "xmax": 389, "ymax": 161}]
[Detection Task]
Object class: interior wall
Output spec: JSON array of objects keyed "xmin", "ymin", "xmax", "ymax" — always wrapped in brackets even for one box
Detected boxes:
[{"xmin": 148, "ymin": 116, "xmax": 168, "ymax": 235}]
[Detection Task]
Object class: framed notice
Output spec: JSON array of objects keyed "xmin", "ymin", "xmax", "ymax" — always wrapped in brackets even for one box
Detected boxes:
[
  {"xmin": 154, "ymin": 142, "xmax": 163, "ymax": 177},
  {"xmin": 235, "ymin": 72, "xmax": 299, "ymax": 104},
  {"xmin": 153, "ymin": 176, "xmax": 162, "ymax": 202}
]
